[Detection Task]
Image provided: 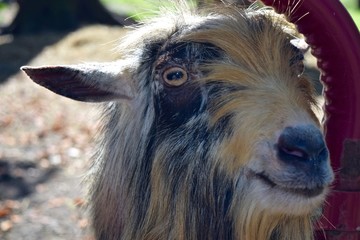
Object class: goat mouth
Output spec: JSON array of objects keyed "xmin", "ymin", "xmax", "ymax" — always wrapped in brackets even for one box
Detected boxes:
[{"xmin": 249, "ymin": 170, "xmax": 324, "ymax": 198}]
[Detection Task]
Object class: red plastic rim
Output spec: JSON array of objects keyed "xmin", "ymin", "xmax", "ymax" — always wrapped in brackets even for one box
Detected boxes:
[{"xmin": 262, "ymin": 0, "xmax": 360, "ymax": 235}]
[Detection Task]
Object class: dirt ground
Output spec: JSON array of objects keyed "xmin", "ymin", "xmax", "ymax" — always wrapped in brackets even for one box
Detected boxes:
[{"xmin": 0, "ymin": 25, "xmax": 127, "ymax": 240}]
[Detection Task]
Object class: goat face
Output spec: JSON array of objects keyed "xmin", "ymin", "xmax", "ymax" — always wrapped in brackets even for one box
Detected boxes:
[{"xmin": 22, "ymin": 4, "xmax": 334, "ymax": 239}]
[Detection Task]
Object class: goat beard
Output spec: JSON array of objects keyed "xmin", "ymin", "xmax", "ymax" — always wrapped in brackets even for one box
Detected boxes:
[{"xmin": 232, "ymin": 178, "xmax": 316, "ymax": 240}]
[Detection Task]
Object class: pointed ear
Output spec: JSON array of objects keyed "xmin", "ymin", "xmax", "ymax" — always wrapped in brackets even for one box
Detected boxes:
[{"xmin": 21, "ymin": 62, "xmax": 135, "ymax": 102}]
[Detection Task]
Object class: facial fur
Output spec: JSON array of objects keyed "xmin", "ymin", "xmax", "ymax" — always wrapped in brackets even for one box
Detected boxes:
[
  {"xmin": 22, "ymin": 2, "xmax": 334, "ymax": 240},
  {"xmin": 100, "ymin": 6, "xmax": 333, "ymax": 239}
]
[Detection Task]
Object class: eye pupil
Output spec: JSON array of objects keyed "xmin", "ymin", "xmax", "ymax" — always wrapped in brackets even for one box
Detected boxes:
[
  {"xmin": 162, "ymin": 67, "xmax": 188, "ymax": 87},
  {"xmin": 167, "ymin": 71, "xmax": 184, "ymax": 81}
]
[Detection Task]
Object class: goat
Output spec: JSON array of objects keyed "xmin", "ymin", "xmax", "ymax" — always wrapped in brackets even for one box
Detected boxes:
[{"xmin": 21, "ymin": 2, "xmax": 334, "ymax": 240}]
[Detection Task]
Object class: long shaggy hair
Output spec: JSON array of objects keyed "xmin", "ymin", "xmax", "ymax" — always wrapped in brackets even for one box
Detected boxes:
[{"xmin": 22, "ymin": 2, "xmax": 334, "ymax": 240}]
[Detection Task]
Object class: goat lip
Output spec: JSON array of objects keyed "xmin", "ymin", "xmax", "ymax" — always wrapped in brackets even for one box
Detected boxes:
[{"xmin": 249, "ymin": 170, "xmax": 324, "ymax": 198}]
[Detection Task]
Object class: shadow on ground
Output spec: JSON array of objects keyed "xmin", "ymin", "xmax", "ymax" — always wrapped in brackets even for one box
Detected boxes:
[
  {"xmin": 0, "ymin": 159, "xmax": 58, "ymax": 200},
  {"xmin": 0, "ymin": 32, "xmax": 67, "ymax": 83}
]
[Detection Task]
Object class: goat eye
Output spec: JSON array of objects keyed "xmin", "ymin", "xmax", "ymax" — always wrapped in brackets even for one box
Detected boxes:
[{"xmin": 162, "ymin": 67, "xmax": 188, "ymax": 87}]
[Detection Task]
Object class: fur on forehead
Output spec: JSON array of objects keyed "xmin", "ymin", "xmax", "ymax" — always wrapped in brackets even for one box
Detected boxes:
[{"xmin": 117, "ymin": 2, "xmax": 301, "ymax": 70}]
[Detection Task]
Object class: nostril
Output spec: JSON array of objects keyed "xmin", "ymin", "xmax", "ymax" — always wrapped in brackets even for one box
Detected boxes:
[
  {"xmin": 277, "ymin": 135, "xmax": 309, "ymax": 162},
  {"xmin": 278, "ymin": 145, "xmax": 308, "ymax": 160},
  {"xmin": 277, "ymin": 125, "xmax": 328, "ymax": 163}
]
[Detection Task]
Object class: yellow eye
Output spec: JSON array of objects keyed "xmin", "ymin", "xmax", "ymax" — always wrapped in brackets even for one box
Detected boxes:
[{"xmin": 162, "ymin": 67, "xmax": 188, "ymax": 87}]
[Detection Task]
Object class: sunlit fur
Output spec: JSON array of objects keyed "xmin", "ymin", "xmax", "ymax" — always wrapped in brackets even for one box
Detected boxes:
[{"xmin": 88, "ymin": 2, "xmax": 333, "ymax": 240}]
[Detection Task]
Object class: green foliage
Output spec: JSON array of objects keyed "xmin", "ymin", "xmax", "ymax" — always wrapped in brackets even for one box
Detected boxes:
[
  {"xmin": 101, "ymin": 0, "xmax": 196, "ymax": 20},
  {"xmin": 101, "ymin": 0, "xmax": 359, "ymax": 27},
  {"xmin": 0, "ymin": 3, "xmax": 7, "ymax": 10},
  {"xmin": 0, "ymin": 2, "xmax": 8, "ymax": 24},
  {"xmin": 342, "ymin": 0, "xmax": 360, "ymax": 29},
  {"xmin": 101, "ymin": 0, "xmax": 168, "ymax": 20}
]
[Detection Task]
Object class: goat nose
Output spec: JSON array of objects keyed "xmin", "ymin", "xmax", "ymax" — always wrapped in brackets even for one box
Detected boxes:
[{"xmin": 277, "ymin": 125, "xmax": 328, "ymax": 164}]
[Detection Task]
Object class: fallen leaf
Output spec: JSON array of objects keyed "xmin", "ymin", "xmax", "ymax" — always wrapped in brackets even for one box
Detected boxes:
[
  {"xmin": 78, "ymin": 218, "xmax": 89, "ymax": 228},
  {"xmin": 0, "ymin": 207, "xmax": 11, "ymax": 218},
  {"xmin": 74, "ymin": 197, "xmax": 86, "ymax": 207},
  {"xmin": 10, "ymin": 214, "xmax": 22, "ymax": 223},
  {"xmin": 0, "ymin": 115, "xmax": 14, "ymax": 128},
  {"xmin": 0, "ymin": 220, "xmax": 13, "ymax": 232},
  {"xmin": 48, "ymin": 197, "xmax": 66, "ymax": 208}
]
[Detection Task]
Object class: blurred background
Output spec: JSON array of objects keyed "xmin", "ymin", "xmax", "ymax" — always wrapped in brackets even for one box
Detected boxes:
[{"xmin": 0, "ymin": 0, "xmax": 359, "ymax": 239}]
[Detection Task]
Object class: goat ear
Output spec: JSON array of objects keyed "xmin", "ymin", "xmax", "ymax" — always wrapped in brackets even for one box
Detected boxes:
[
  {"xmin": 290, "ymin": 39, "xmax": 309, "ymax": 53},
  {"xmin": 21, "ymin": 62, "xmax": 135, "ymax": 102}
]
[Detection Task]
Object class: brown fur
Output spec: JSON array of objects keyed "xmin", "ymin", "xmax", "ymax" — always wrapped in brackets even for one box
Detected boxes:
[
  {"xmin": 92, "ymin": 6, "xmax": 327, "ymax": 240},
  {"xmin": 22, "ymin": 2, "xmax": 334, "ymax": 240}
]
